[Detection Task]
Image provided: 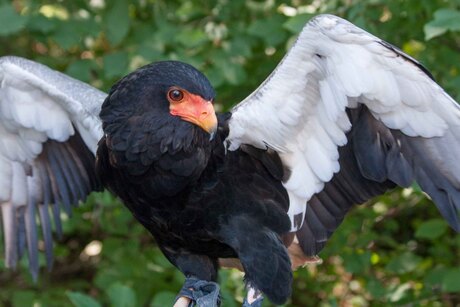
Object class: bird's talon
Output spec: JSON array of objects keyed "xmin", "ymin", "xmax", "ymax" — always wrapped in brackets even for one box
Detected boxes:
[
  {"xmin": 243, "ymin": 287, "xmax": 263, "ymax": 307},
  {"xmin": 175, "ymin": 277, "xmax": 221, "ymax": 307},
  {"xmin": 242, "ymin": 296, "xmax": 264, "ymax": 307}
]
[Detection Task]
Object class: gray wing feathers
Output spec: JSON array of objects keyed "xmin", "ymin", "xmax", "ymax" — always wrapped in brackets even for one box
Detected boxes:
[
  {"xmin": 298, "ymin": 106, "xmax": 460, "ymax": 256},
  {"xmin": 0, "ymin": 56, "xmax": 104, "ymax": 123},
  {"xmin": 0, "ymin": 56, "xmax": 105, "ymax": 278},
  {"xmin": 227, "ymin": 14, "xmax": 460, "ymax": 255},
  {"xmin": 298, "ymin": 107, "xmax": 396, "ymax": 255},
  {"xmin": 399, "ymin": 131, "xmax": 460, "ymax": 230}
]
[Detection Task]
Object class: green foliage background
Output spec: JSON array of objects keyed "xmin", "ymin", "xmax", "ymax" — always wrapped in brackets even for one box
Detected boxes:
[{"xmin": 1, "ymin": 0, "xmax": 460, "ymax": 306}]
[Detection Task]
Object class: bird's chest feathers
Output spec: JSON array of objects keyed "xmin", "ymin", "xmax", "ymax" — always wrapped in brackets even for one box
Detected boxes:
[{"xmin": 105, "ymin": 117, "xmax": 212, "ymax": 200}]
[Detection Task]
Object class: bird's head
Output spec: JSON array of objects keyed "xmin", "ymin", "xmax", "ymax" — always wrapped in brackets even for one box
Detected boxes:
[{"xmin": 101, "ymin": 61, "xmax": 218, "ymax": 140}]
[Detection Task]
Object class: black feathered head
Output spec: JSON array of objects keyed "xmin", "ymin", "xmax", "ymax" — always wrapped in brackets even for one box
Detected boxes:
[
  {"xmin": 99, "ymin": 61, "xmax": 219, "ymax": 179},
  {"xmin": 100, "ymin": 61, "xmax": 217, "ymax": 138}
]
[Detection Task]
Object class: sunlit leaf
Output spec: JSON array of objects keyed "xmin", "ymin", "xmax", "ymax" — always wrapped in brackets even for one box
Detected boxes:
[
  {"xmin": 388, "ymin": 283, "xmax": 411, "ymax": 302},
  {"xmin": 424, "ymin": 9, "xmax": 460, "ymax": 40}
]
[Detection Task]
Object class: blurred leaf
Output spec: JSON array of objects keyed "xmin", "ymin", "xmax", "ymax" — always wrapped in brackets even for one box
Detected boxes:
[
  {"xmin": 247, "ymin": 15, "xmax": 287, "ymax": 46},
  {"xmin": 103, "ymin": 52, "xmax": 129, "ymax": 79},
  {"xmin": 424, "ymin": 267, "xmax": 450, "ymax": 287},
  {"xmin": 105, "ymin": 0, "xmax": 130, "ymax": 45},
  {"xmin": 385, "ymin": 252, "xmax": 422, "ymax": 274},
  {"xmin": 12, "ymin": 290, "xmax": 36, "ymax": 306},
  {"xmin": 107, "ymin": 283, "xmax": 137, "ymax": 307},
  {"xmin": 66, "ymin": 59, "xmax": 98, "ymax": 83},
  {"xmin": 150, "ymin": 291, "xmax": 177, "ymax": 307},
  {"xmin": 52, "ymin": 21, "xmax": 83, "ymax": 49},
  {"xmin": 424, "ymin": 26, "xmax": 446, "ymax": 41},
  {"xmin": 415, "ymin": 219, "xmax": 448, "ymax": 240},
  {"xmin": 67, "ymin": 291, "xmax": 101, "ymax": 307},
  {"xmin": 424, "ymin": 9, "xmax": 460, "ymax": 40},
  {"xmin": 441, "ymin": 268, "xmax": 460, "ymax": 292},
  {"xmin": 136, "ymin": 43, "xmax": 164, "ymax": 63},
  {"xmin": 366, "ymin": 278, "xmax": 385, "ymax": 299},
  {"xmin": 411, "ymin": 182, "xmax": 423, "ymax": 194},
  {"xmin": 342, "ymin": 251, "xmax": 371, "ymax": 274},
  {"xmin": 176, "ymin": 2, "xmax": 204, "ymax": 21},
  {"xmin": 152, "ymin": 21, "xmax": 177, "ymax": 48},
  {"xmin": 175, "ymin": 28, "xmax": 208, "ymax": 48},
  {"xmin": 27, "ymin": 15, "xmax": 57, "ymax": 33},
  {"xmin": 206, "ymin": 66, "xmax": 225, "ymax": 88},
  {"xmin": 224, "ymin": 37, "xmax": 253, "ymax": 57},
  {"xmin": 0, "ymin": 4, "xmax": 27, "ymax": 35},
  {"xmin": 221, "ymin": 62, "xmax": 246, "ymax": 85},
  {"xmin": 284, "ymin": 14, "xmax": 313, "ymax": 33},
  {"xmin": 211, "ymin": 49, "xmax": 247, "ymax": 85},
  {"xmin": 388, "ymin": 283, "xmax": 411, "ymax": 302}
]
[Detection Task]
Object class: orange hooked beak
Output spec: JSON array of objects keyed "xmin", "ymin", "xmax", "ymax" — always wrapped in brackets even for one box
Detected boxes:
[{"xmin": 168, "ymin": 87, "xmax": 218, "ymax": 140}]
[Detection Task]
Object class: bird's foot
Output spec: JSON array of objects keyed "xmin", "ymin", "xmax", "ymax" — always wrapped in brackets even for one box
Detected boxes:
[
  {"xmin": 242, "ymin": 287, "xmax": 264, "ymax": 307},
  {"xmin": 242, "ymin": 297, "xmax": 263, "ymax": 307},
  {"xmin": 288, "ymin": 240, "xmax": 323, "ymax": 270},
  {"xmin": 174, "ymin": 277, "xmax": 221, "ymax": 307}
]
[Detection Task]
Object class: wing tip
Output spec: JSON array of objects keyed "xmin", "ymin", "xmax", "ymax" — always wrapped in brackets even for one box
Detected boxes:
[
  {"xmin": 307, "ymin": 14, "xmax": 351, "ymax": 30},
  {"xmin": 0, "ymin": 55, "xmax": 39, "ymax": 70}
]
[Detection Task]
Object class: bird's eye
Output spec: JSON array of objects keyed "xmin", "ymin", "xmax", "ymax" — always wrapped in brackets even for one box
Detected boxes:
[{"xmin": 168, "ymin": 89, "xmax": 184, "ymax": 102}]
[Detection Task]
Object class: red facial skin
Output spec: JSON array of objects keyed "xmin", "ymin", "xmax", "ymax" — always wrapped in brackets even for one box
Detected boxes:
[{"xmin": 168, "ymin": 87, "xmax": 218, "ymax": 136}]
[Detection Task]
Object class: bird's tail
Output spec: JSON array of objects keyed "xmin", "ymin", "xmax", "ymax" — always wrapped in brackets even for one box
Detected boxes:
[{"xmin": 219, "ymin": 216, "xmax": 292, "ymax": 305}]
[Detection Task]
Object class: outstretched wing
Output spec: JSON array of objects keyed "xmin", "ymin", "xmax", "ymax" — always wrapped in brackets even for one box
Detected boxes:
[
  {"xmin": 226, "ymin": 15, "xmax": 460, "ymax": 255},
  {"xmin": 0, "ymin": 56, "xmax": 106, "ymax": 278}
]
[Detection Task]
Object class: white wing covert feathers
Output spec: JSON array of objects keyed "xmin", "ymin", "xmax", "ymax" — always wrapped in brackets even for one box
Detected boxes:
[
  {"xmin": 227, "ymin": 13, "xmax": 460, "ymax": 249},
  {"xmin": 0, "ymin": 56, "xmax": 105, "ymax": 278}
]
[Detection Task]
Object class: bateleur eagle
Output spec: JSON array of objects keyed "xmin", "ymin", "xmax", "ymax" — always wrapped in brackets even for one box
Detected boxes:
[{"xmin": 1, "ymin": 15, "xmax": 460, "ymax": 305}]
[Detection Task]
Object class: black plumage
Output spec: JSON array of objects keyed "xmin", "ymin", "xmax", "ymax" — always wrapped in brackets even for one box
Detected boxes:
[
  {"xmin": 2, "ymin": 15, "xmax": 460, "ymax": 305},
  {"xmin": 96, "ymin": 61, "xmax": 293, "ymax": 304},
  {"xmin": 94, "ymin": 59, "xmax": 460, "ymax": 305}
]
